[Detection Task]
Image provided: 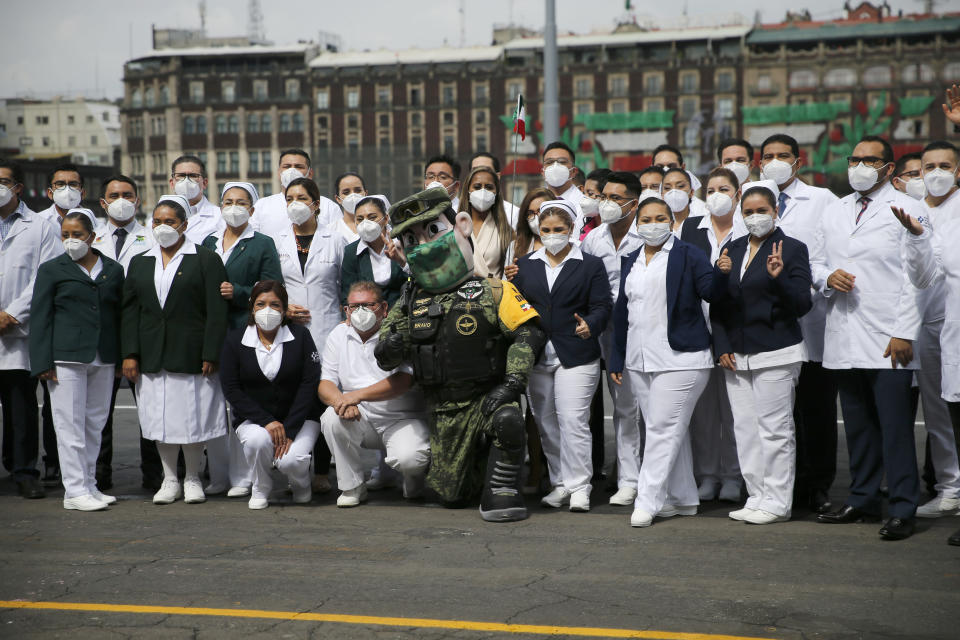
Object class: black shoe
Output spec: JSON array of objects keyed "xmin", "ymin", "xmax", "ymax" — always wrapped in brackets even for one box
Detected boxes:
[
  {"xmin": 879, "ymin": 517, "xmax": 915, "ymax": 540},
  {"xmin": 142, "ymin": 476, "xmax": 162, "ymax": 492},
  {"xmin": 817, "ymin": 504, "xmax": 880, "ymax": 524},
  {"xmin": 479, "ymin": 445, "xmax": 528, "ymax": 523},
  {"xmin": 948, "ymin": 528, "xmax": 960, "ymax": 547},
  {"xmin": 17, "ymin": 476, "xmax": 45, "ymax": 499},
  {"xmin": 41, "ymin": 465, "xmax": 61, "ymax": 487},
  {"xmin": 95, "ymin": 475, "xmax": 113, "ymax": 491},
  {"xmin": 809, "ymin": 489, "xmax": 832, "ymax": 514}
]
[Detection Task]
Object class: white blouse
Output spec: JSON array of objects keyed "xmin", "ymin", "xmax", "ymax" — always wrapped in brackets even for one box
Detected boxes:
[{"xmin": 241, "ymin": 324, "xmax": 295, "ymax": 381}]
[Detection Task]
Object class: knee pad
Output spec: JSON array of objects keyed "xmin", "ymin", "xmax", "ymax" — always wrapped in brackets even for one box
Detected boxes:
[{"xmin": 491, "ymin": 405, "xmax": 524, "ymax": 451}]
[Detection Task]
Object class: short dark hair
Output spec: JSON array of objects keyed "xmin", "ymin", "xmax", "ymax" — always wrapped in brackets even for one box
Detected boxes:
[
  {"xmin": 47, "ymin": 163, "xmax": 82, "ymax": 187},
  {"xmin": 707, "ymin": 166, "xmax": 740, "ymax": 191},
  {"xmin": 469, "ymin": 151, "xmax": 500, "ymax": 173},
  {"xmin": 638, "ymin": 196, "xmax": 671, "ymax": 220},
  {"xmin": 0, "ymin": 158, "xmax": 24, "ymax": 185},
  {"xmin": 247, "ymin": 280, "xmax": 290, "ymax": 326},
  {"xmin": 171, "ymin": 154, "xmax": 206, "ymax": 176},
  {"xmin": 652, "ymin": 144, "xmax": 683, "ymax": 166},
  {"xmin": 602, "ymin": 171, "xmax": 642, "ymax": 198},
  {"xmin": 637, "ymin": 166, "xmax": 664, "ymax": 181},
  {"xmin": 542, "ymin": 141, "xmax": 575, "ymax": 163},
  {"xmin": 663, "ymin": 167, "xmax": 689, "ymax": 184},
  {"xmin": 279, "ymin": 148, "xmax": 311, "ymax": 168},
  {"xmin": 99, "ymin": 174, "xmax": 138, "ymax": 200},
  {"xmin": 285, "ymin": 176, "xmax": 321, "ymax": 202},
  {"xmin": 585, "ymin": 168, "xmax": 612, "ymax": 185},
  {"xmin": 63, "ymin": 211, "xmax": 95, "ymax": 235},
  {"xmin": 425, "ymin": 154, "xmax": 461, "ymax": 180},
  {"xmin": 859, "ymin": 135, "xmax": 893, "ymax": 164},
  {"xmin": 760, "ymin": 134, "xmax": 799, "ymax": 159},
  {"xmin": 742, "ymin": 186, "xmax": 777, "ymax": 209},
  {"xmin": 717, "ymin": 138, "xmax": 754, "ymax": 163},
  {"xmin": 154, "ymin": 198, "xmax": 188, "ymax": 222},
  {"xmin": 894, "ymin": 151, "xmax": 923, "ymax": 176},
  {"xmin": 922, "ymin": 140, "xmax": 960, "ymax": 164},
  {"xmin": 334, "ymin": 171, "xmax": 366, "ymax": 195},
  {"xmin": 356, "ymin": 195, "xmax": 386, "ymax": 216}
]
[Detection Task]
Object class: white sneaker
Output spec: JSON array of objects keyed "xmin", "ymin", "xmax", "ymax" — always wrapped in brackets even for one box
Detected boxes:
[
  {"xmin": 90, "ymin": 488, "xmax": 117, "ymax": 505},
  {"xmin": 728, "ymin": 507, "xmax": 756, "ymax": 521},
  {"xmin": 152, "ymin": 480, "xmax": 181, "ymax": 505},
  {"xmin": 916, "ymin": 495, "xmax": 960, "ymax": 518},
  {"xmin": 337, "ymin": 485, "xmax": 368, "ymax": 507},
  {"xmin": 609, "ymin": 487, "xmax": 637, "ymax": 506},
  {"xmin": 64, "ymin": 494, "xmax": 108, "ymax": 511},
  {"xmin": 183, "ymin": 478, "xmax": 206, "ymax": 504},
  {"xmin": 540, "ymin": 487, "xmax": 571, "ymax": 508},
  {"xmin": 698, "ymin": 478, "xmax": 720, "ymax": 501},
  {"xmin": 657, "ymin": 504, "xmax": 698, "ymax": 518},
  {"xmin": 292, "ymin": 486, "xmax": 312, "ymax": 504},
  {"xmin": 248, "ymin": 497, "xmax": 269, "ymax": 510},
  {"xmin": 630, "ymin": 508, "xmax": 654, "ymax": 527},
  {"xmin": 719, "ymin": 480, "xmax": 743, "ymax": 503},
  {"xmin": 744, "ymin": 509, "xmax": 789, "ymax": 525},
  {"xmin": 203, "ymin": 482, "xmax": 228, "ymax": 495},
  {"xmin": 226, "ymin": 485, "xmax": 251, "ymax": 498},
  {"xmin": 569, "ymin": 490, "xmax": 590, "ymax": 512},
  {"xmin": 402, "ymin": 474, "xmax": 426, "ymax": 499}
]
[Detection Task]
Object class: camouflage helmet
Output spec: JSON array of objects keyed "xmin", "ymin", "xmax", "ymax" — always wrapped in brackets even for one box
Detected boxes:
[{"xmin": 387, "ymin": 186, "xmax": 455, "ymax": 239}]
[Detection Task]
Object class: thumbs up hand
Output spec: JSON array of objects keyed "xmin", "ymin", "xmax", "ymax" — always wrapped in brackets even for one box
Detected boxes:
[
  {"xmin": 574, "ymin": 312, "xmax": 591, "ymax": 339},
  {"xmin": 716, "ymin": 248, "xmax": 732, "ymax": 274}
]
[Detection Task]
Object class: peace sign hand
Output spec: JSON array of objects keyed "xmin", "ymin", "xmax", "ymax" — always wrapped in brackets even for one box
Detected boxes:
[
  {"xmin": 766, "ymin": 241, "xmax": 784, "ymax": 278},
  {"xmin": 716, "ymin": 248, "xmax": 732, "ymax": 274},
  {"xmin": 573, "ymin": 313, "xmax": 591, "ymax": 339},
  {"xmin": 383, "ymin": 229, "xmax": 407, "ymax": 266},
  {"xmin": 943, "ymin": 84, "xmax": 960, "ymax": 126}
]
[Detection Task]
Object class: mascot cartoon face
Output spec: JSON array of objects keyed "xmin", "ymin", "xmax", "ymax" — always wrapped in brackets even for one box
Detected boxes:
[{"xmin": 388, "ymin": 187, "xmax": 475, "ymax": 293}]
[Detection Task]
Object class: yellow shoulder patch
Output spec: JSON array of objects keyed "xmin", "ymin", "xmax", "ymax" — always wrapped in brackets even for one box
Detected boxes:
[{"xmin": 497, "ymin": 280, "xmax": 539, "ymax": 331}]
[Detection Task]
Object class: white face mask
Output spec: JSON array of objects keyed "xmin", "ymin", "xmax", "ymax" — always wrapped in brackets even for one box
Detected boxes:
[
  {"xmin": 280, "ymin": 167, "xmax": 305, "ymax": 189},
  {"xmin": 222, "ymin": 205, "xmax": 250, "ymax": 228},
  {"xmin": 848, "ymin": 162, "xmax": 881, "ymax": 193},
  {"xmin": 743, "ymin": 213, "xmax": 775, "ymax": 238},
  {"xmin": 706, "ymin": 192, "xmax": 734, "ymax": 217},
  {"xmin": 357, "ymin": 219, "xmax": 383, "ymax": 244},
  {"xmin": 425, "ymin": 180, "xmax": 446, "ymax": 192},
  {"xmin": 663, "ymin": 189, "xmax": 690, "ymax": 214},
  {"xmin": 541, "ymin": 233, "xmax": 569, "ymax": 255},
  {"xmin": 52, "ymin": 186, "xmax": 82, "ymax": 210},
  {"xmin": 639, "ymin": 188, "xmax": 661, "ymax": 202},
  {"xmin": 579, "ymin": 196, "xmax": 599, "ymax": 217},
  {"xmin": 724, "ymin": 162, "xmax": 751, "ymax": 184},
  {"xmin": 469, "ymin": 188, "xmax": 496, "ymax": 213},
  {"xmin": 543, "ymin": 163, "xmax": 570, "ymax": 188},
  {"xmin": 903, "ymin": 177, "xmax": 927, "ymax": 201},
  {"xmin": 636, "ymin": 222, "xmax": 672, "ymax": 246},
  {"xmin": 923, "ymin": 168, "xmax": 958, "ymax": 198},
  {"xmin": 761, "ymin": 159, "xmax": 796, "ymax": 186},
  {"xmin": 0, "ymin": 184, "xmax": 12, "ymax": 207},
  {"xmin": 174, "ymin": 177, "xmax": 202, "ymax": 200},
  {"xmin": 349, "ymin": 305, "xmax": 378, "ymax": 333},
  {"xmin": 341, "ymin": 192, "xmax": 364, "ymax": 214},
  {"xmin": 153, "ymin": 223, "xmax": 182, "ymax": 249},
  {"xmin": 527, "ymin": 216, "xmax": 540, "ymax": 236},
  {"xmin": 598, "ymin": 199, "xmax": 632, "ymax": 224},
  {"xmin": 286, "ymin": 201, "xmax": 314, "ymax": 225},
  {"xmin": 63, "ymin": 237, "xmax": 90, "ymax": 261},
  {"xmin": 254, "ymin": 307, "xmax": 283, "ymax": 332},
  {"xmin": 106, "ymin": 197, "xmax": 136, "ymax": 222}
]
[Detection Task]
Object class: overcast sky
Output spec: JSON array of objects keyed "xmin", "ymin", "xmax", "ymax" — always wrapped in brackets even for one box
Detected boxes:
[{"xmin": 2, "ymin": 0, "xmax": 924, "ymax": 100}]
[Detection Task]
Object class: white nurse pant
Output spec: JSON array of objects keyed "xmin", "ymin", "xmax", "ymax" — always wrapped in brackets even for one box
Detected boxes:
[
  {"xmin": 723, "ymin": 362, "xmax": 802, "ymax": 517},
  {"xmin": 630, "ymin": 368, "xmax": 710, "ymax": 515},
  {"xmin": 917, "ymin": 321, "xmax": 960, "ymax": 499},
  {"xmin": 236, "ymin": 419, "xmax": 321, "ymax": 499},
  {"xmin": 48, "ymin": 362, "xmax": 114, "ymax": 498},
  {"xmin": 321, "ymin": 406, "xmax": 429, "ymax": 491},
  {"xmin": 206, "ymin": 422, "xmax": 253, "ymax": 489},
  {"xmin": 607, "ymin": 369, "xmax": 643, "ymax": 489},
  {"xmin": 527, "ymin": 359, "xmax": 601, "ymax": 495},
  {"xmin": 690, "ymin": 368, "xmax": 741, "ymax": 484}
]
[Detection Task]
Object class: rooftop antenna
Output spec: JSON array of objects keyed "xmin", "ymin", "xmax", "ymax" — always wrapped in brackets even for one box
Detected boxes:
[
  {"xmin": 914, "ymin": 0, "xmax": 938, "ymax": 14},
  {"xmin": 459, "ymin": 0, "xmax": 466, "ymax": 47},
  {"xmin": 198, "ymin": 0, "xmax": 207, "ymax": 35},
  {"xmin": 248, "ymin": 0, "xmax": 265, "ymax": 43}
]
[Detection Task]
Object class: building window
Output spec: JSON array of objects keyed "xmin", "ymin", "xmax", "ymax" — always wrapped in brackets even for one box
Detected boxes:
[
  {"xmin": 131, "ymin": 89, "xmax": 143, "ymax": 107},
  {"xmin": 757, "ymin": 75, "xmax": 772, "ymax": 92},
  {"xmin": 475, "ymin": 110, "xmax": 487, "ymax": 125},
  {"xmin": 680, "ymin": 72, "xmax": 699, "ymax": 94},
  {"xmin": 190, "ymin": 81, "xmax": 204, "ymax": 104},
  {"xmin": 249, "ymin": 151, "xmax": 260, "ymax": 173},
  {"xmin": 575, "ymin": 101, "xmax": 592, "ymax": 116},
  {"xmin": 224, "ymin": 114, "xmax": 236, "ymax": 133},
  {"xmin": 411, "ymin": 112, "xmax": 422, "ymax": 127},
  {"xmin": 474, "ymin": 83, "xmax": 488, "ymax": 104},
  {"xmin": 196, "ymin": 115, "xmax": 207, "ymax": 134},
  {"xmin": 507, "ymin": 80, "xmax": 523, "ymax": 102},
  {"xmin": 411, "ymin": 135, "xmax": 422, "ymax": 157},
  {"xmin": 66, "ymin": 115, "xmax": 75, "ymax": 125},
  {"xmin": 409, "ymin": 86, "xmax": 422, "ymax": 106},
  {"xmin": 680, "ymin": 97, "xmax": 697, "ymax": 118},
  {"xmin": 443, "ymin": 111, "xmax": 455, "ymax": 126},
  {"xmin": 863, "ymin": 65, "xmax": 891, "ymax": 86},
  {"xmin": 347, "ymin": 134, "xmax": 359, "ymax": 154},
  {"xmin": 574, "ymin": 76, "xmax": 592, "ymax": 98},
  {"xmin": 292, "ymin": 113, "xmax": 303, "ymax": 132},
  {"xmin": 347, "ymin": 114, "xmax": 358, "ymax": 129},
  {"xmin": 260, "ymin": 114, "xmax": 271, "ymax": 132},
  {"xmin": 644, "ymin": 74, "xmax": 662, "ymax": 95},
  {"xmin": 262, "ymin": 151, "xmax": 271, "ymax": 170},
  {"xmin": 229, "ymin": 151, "xmax": 239, "ymax": 173},
  {"xmin": 279, "ymin": 113, "xmax": 291, "ymax": 132},
  {"xmin": 130, "ymin": 155, "xmax": 143, "ymax": 175},
  {"xmin": 378, "ymin": 113, "xmax": 389, "ymax": 127},
  {"xmin": 150, "ymin": 116, "xmax": 166, "ymax": 136},
  {"xmin": 716, "ymin": 97, "xmax": 735, "ymax": 119},
  {"xmin": 67, "ymin": 135, "xmax": 76, "ymax": 146},
  {"xmin": 716, "ymin": 71, "xmax": 734, "ymax": 92},
  {"xmin": 145, "ymin": 87, "xmax": 155, "ymax": 107},
  {"xmin": 215, "ymin": 115, "xmax": 227, "ymax": 133},
  {"xmin": 442, "ymin": 84, "xmax": 456, "ymax": 106},
  {"xmin": 377, "ymin": 86, "xmax": 391, "ymax": 107},
  {"xmin": 86, "ymin": 115, "xmax": 94, "ymax": 123},
  {"xmin": 159, "ymin": 85, "xmax": 170, "ymax": 105},
  {"xmin": 443, "ymin": 135, "xmax": 455, "ymax": 155},
  {"xmin": 250, "ymin": 79, "xmax": 266, "ymax": 102},
  {"xmin": 317, "ymin": 116, "xmax": 328, "ymax": 130},
  {"xmin": 285, "ymin": 79, "xmax": 300, "ymax": 100},
  {"xmin": 346, "ymin": 87, "xmax": 360, "ymax": 108},
  {"xmin": 261, "ymin": 182, "xmax": 272, "ymax": 197},
  {"xmin": 222, "ymin": 81, "xmax": 236, "ymax": 103},
  {"xmin": 217, "ymin": 152, "xmax": 227, "ymax": 173},
  {"xmin": 610, "ymin": 100, "xmax": 628, "ymax": 114},
  {"xmin": 902, "ymin": 64, "xmax": 934, "ymax": 83},
  {"xmin": 609, "ymin": 75, "xmax": 628, "ymax": 97},
  {"xmin": 316, "ymin": 89, "xmax": 329, "ymax": 109},
  {"xmin": 824, "ymin": 68, "xmax": 857, "ymax": 88},
  {"xmin": 379, "ymin": 136, "xmax": 390, "ymax": 148},
  {"xmin": 945, "ymin": 62, "xmax": 960, "ymax": 82},
  {"xmin": 476, "ymin": 133, "xmax": 488, "ymax": 150},
  {"xmin": 247, "ymin": 113, "xmax": 259, "ymax": 133},
  {"xmin": 789, "ymin": 69, "xmax": 818, "ymax": 90},
  {"xmin": 183, "ymin": 116, "xmax": 195, "ymax": 134}
]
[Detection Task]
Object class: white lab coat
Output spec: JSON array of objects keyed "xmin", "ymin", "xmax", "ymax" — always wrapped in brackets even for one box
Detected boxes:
[
  {"xmin": 776, "ymin": 178, "xmax": 839, "ymax": 362},
  {"xmin": 811, "ymin": 181, "xmax": 922, "ymax": 370},
  {"xmin": 250, "ymin": 193, "xmax": 341, "ymax": 238},
  {"xmin": 91, "ymin": 220, "xmax": 154, "ymax": 273},
  {"xmin": 0, "ymin": 205, "xmax": 64, "ymax": 370},
  {"xmin": 903, "ymin": 189, "xmax": 960, "ymax": 401},
  {"xmin": 184, "ymin": 196, "xmax": 223, "ymax": 245},
  {"xmin": 273, "ymin": 223, "xmax": 346, "ymax": 353}
]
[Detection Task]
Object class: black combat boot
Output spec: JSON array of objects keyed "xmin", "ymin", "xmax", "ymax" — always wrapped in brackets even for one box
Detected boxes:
[{"xmin": 479, "ymin": 445, "xmax": 528, "ymax": 522}]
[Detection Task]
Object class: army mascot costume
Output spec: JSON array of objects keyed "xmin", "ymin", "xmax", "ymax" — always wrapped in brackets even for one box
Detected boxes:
[{"xmin": 374, "ymin": 187, "xmax": 545, "ymax": 522}]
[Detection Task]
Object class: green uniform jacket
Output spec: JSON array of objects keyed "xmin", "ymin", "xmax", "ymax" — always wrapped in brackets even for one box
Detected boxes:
[
  {"xmin": 121, "ymin": 244, "xmax": 229, "ymax": 374},
  {"xmin": 340, "ymin": 239, "xmax": 408, "ymax": 308},
  {"xmin": 201, "ymin": 231, "xmax": 283, "ymax": 329},
  {"xmin": 29, "ymin": 250, "xmax": 125, "ymax": 377}
]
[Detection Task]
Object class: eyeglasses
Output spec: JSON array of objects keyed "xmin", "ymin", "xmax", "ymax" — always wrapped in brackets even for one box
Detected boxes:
[
  {"xmin": 345, "ymin": 302, "xmax": 380, "ymax": 311},
  {"xmin": 599, "ymin": 195, "xmax": 635, "ymax": 205},
  {"xmin": 52, "ymin": 180, "xmax": 82, "ymax": 190},
  {"xmin": 0, "ymin": 178, "xmax": 17, "ymax": 187},
  {"xmin": 542, "ymin": 158, "xmax": 572, "ymax": 167},
  {"xmin": 896, "ymin": 170, "xmax": 921, "ymax": 180},
  {"xmin": 172, "ymin": 172, "xmax": 203, "ymax": 181},
  {"xmin": 847, "ymin": 156, "xmax": 887, "ymax": 167},
  {"xmin": 424, "ymin": 172, "xmax": 454, "ymax": 182}
]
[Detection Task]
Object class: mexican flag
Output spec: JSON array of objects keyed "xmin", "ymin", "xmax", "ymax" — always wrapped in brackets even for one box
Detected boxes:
[{"xmin": 513, "ymin": 94, "xmax": 526, "ymax": 141}]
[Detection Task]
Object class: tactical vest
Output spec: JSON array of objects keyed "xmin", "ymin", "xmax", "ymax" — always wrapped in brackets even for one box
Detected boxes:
[{"xmin": 406, "ymin": 278, "xmax": 507, "ymax": 397}]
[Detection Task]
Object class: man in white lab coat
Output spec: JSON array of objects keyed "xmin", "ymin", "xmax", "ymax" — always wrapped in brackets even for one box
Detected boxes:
[
  {"xmin": 37, "ymin": 163, "xmax": 89, "ymax": 227},
  {"xmin": 757, "ymin": 133, "xmax": 840, "ymax": 513},
  {"xmin": 172, "ymin": 155, "xmax": 222, "ymax": 245},
  {"xmin": 248, "ymin": 148, "xmax": 340, "ymax": 237},
  {"xmin": 812, "ymin": 136, "xmax": 922, "ymax": 541},
  {"xmin": 0, "ymin": 159, "xmax": 64, "ymax": 499},
  {"xmin": 542, "ymin": 142, "xmax": 586, "ymax": 240}
]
